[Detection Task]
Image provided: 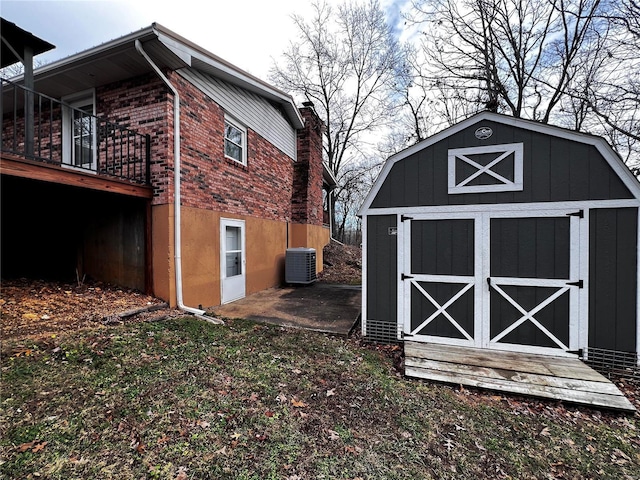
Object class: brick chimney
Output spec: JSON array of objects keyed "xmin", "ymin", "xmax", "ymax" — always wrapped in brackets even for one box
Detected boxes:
[{"xmin": 292, "ymin": 102, "xmax": 324, "ymax": 226}]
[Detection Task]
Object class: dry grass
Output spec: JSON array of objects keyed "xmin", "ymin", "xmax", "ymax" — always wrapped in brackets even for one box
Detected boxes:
[{"xmin": 2, "ymin": 317, "xmax": 639, "ymax": 480}]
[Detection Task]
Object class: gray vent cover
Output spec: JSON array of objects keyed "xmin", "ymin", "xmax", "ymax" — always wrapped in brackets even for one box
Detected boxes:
[{"xmin": 286, "ymin": 248, "xmax": 317, "ymax": 284}]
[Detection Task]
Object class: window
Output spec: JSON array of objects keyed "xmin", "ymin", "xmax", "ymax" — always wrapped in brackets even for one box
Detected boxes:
[
  {"xmin": 224, "ymin": 116, "xmax": 246, "ymax": 165},
  {"xmin": 62, "ymin": 90, "xmax": 97, "ymax": 171}
]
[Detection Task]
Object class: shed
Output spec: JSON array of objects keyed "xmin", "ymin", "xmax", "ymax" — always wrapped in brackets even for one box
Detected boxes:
[{"xmin": 358, "ymin": 112, "xmax": 640, "ymax": 369}]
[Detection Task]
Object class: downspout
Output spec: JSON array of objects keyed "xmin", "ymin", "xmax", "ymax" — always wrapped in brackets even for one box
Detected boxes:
[{"xmin": 135, "ymin": 39, "xmax": 221, "ymax": 323}]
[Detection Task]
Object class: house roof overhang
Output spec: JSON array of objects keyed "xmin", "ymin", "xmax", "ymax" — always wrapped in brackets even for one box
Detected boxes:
[
  {"xmin": 1, "ymin": 18, "xmax": 55, "ymax": 68},
  {"xmin": 357, "ymin": 111, "xmax": 640, "ymax": 216},
  {"xmin": 5, "ymin": 23, "xmax": 303, "ymax": 128},
  {"xmin": 323, "ymin": 163, "xmax": 338, "ymax": 190}
]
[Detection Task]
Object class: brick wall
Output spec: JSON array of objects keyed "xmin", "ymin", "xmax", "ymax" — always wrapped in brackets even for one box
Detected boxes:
[
  {"xmin": 53, "ymin": 70, "xmax": 320, "ymax": 223},
  {"xmin": 170, "ymin": 73, "xmax": 294, "ymax": 221},
  {"xmin": 97, "ymin": 74, "xmax": 173, "ymax": 204},
  {"xmin": 293, "ymin": 105, "xmax": 325, "ymax": 226}
]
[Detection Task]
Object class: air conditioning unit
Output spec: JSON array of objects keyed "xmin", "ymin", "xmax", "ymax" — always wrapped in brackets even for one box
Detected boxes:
[{"xmin": 285, "ymin": 247, "xmax": 317, "ymax": 284}]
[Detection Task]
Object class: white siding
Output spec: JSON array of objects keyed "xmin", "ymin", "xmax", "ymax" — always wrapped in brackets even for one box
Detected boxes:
[{"xmin": 178, "ymin": 69, "xmax": 297, "ymax": 160}]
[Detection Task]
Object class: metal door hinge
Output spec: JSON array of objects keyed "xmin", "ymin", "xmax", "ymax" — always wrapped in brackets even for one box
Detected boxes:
[
  {"xmin": 401, "ymin": 273, "xmax": 414, "ymax": 281},
  {"xmin": 566, "ymin": 210, "xmax": 584, "ymax": 218},
  {"xmin": 566, "ymin": 280, "xmax": 583, "ymax": 288}
]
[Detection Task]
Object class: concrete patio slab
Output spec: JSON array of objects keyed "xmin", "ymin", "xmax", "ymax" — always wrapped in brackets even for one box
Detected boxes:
[{"xmin": 210, "ymin": 283, "xmax": 361, "ymax": 335}]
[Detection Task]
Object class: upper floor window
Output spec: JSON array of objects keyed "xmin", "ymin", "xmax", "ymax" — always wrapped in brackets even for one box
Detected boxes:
[
  {"xmin": 62, "ymin": 90, "xmax": 97, "ymax": 171},
  {"xmin": 224, "ymin": 116, "xmax": 247, "ymax": 165}
]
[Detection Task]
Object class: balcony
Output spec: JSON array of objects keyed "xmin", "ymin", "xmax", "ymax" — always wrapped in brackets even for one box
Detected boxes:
[{"xmin": 1, "ymin": 78, "xmax": 151, "ymax": 187}]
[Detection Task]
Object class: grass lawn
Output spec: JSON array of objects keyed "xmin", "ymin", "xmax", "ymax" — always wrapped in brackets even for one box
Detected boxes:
[{"xmin": 1, "ymin": 317, "xmax": 639, "ymax": 479}]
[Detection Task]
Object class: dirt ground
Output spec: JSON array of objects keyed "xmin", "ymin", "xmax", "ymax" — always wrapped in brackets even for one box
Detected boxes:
[
  {"xmin": 1, "ymin": 242, "xmax": 361, "ymax": 342},
  {"xmin": 317, "ymin": 240, "xmax": 361, "ymax": 284}
]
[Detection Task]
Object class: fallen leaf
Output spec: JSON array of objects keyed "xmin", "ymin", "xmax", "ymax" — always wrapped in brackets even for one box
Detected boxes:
[
  {"xmin": 276, "ymin": 393, "xmax": 288, "ymax": 403},
  {"xmin": 18, "ymin": 441, "xmax": 36, "ymax": 452},
  {"xmin": 539, "ymin": 427, "xmax": 551, "ymax": 437},
  {"xmin": 216, "ymin": 446, "xmax": 228, "ymax": 456},
  {"xmin": 265, "ymin": 410, "xmax": 274, "ymax": 417},
  {"xmin": 587, "ymin": 444, "xmax": 596, "ymax": 454},
  {"xmin": 157, "ymin": 436, "xmax": 170, "ymax": 445},
  {"xmin": 231, "ymin": 432, "xmax": 242, "ymax": 440},
  {"xmin": 135, "ymin": 442, "xmax": 145, "ymax": 454},
  {"xmin": 248, "ymin": 392, "xmax": 259, "ymax": 402},
  {"xmin": 326, "ymin": 388, "xmax": 336, "ymax": 397},
  {"xmin": 345, "ymin": 445, "xmax": 358, "ymax": 455},
  {"xmin": 196, "ymin": 420, "xmax": 211, "ymax": 429},
  {"xmin": 175, "ymin": 469, "xmax": 188, "ymax": 480},
  {"xmin": 22, "ymin": 313, "xmax": 39, "ymax": 320},
  {"xmin": 291, "ymin": 398, "xmax": 307, "ymax": 408},
  {"xmin": 31, "ymin": 441, "xmax": 47, "ymax": 453},
  {"xmin": 327, "ymin": 429, "xmax": 340, "ymax": 440}
]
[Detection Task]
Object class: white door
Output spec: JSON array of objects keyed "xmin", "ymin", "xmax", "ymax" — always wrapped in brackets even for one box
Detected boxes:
[
  {"xmin": 221, "ymin": 218, "xmax": 246, "ymax": 304},
  {"xmin": 401, "ymin": 215, "xmax": 480, "ymax": 348},
  {"xmin": 485, "ymin": 212, "xmax": 582, "ymax": 355}
]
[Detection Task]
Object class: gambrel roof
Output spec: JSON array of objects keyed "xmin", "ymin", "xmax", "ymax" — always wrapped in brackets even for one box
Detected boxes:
[{"xmin": 359, "ymin": 112, "xmax": 640, "ymax": 215}]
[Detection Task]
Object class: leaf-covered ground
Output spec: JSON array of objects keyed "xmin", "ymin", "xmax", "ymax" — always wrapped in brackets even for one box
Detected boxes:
[
  {"xmin": 0, "ymin": 278, "xmax": 170, "ymax": 341},
  {"xmin": 2, "ymin": 317, "xmax": 639, "ymax": 480}
]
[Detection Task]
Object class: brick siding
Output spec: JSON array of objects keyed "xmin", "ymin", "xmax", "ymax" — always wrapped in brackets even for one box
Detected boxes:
[{"xmin": 5, "ymin": 69, "xmax": 324, "ymax": 223}]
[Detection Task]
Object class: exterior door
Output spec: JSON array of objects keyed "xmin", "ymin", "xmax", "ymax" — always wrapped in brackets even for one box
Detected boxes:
[
  {"xmin": 403, "ymin": 210, "xmax": 583, "ymax": 355},
  {"xmin": 221, "ymin": 218, "xmax": 246, "ymax": 304},
  {"xmin": 487, "ymin": 214, "xmax": 580, "ymax": 355},
  {"xmin": 402, "ymin": 216, "xmax": 480, "ymax": 347}
]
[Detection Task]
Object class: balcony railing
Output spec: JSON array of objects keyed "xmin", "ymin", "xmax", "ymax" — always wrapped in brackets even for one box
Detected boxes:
[{"xmin": 1, "ymin": 78, "xmax": 150, "ymax": 185}]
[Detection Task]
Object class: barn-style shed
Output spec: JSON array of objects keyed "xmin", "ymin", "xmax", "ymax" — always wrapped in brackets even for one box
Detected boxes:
[{"xmin": 358, "ymin": 112, "xmax": 639, "ymax": 410}]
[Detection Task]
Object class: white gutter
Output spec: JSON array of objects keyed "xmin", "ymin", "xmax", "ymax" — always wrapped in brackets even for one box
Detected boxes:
[{"xmin": 135, "ymin": 39, "xmax": 222, "ymax": 324}]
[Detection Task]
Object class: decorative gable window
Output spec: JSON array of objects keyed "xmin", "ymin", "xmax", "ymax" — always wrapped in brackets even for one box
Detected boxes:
[
  {"xmin": 448, "ymin": 143, "xmax": 523, "ymax": 194},
  {"xmin": 224, "ymin": 116, "xmax": 247, "ymax": 165}
]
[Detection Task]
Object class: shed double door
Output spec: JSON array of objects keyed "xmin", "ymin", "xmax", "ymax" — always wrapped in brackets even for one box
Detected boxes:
[{"xmin": 402, "ymin": 210, "xmax": 583, "ymax": 355}]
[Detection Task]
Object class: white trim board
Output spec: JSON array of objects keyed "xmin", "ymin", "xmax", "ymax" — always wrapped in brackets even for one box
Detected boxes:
[{"xmin": 364, "ymin": 198, "xmax": 640, "ymax": 216}]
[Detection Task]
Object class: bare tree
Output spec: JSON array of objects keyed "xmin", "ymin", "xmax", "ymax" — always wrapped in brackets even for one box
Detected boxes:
[
  {"xmin": 408, "ymin": 0, "xmax": 607, "ymax": 121},
  {"xmin": 401, "ymin": 0, "xmax": 640, "ymax": 164},
  {"xmin": 579, "ymin": 0, "xmax": 640, "ymax": 165},
  {"xmin": 270, "ymin": 0, "xmax": 406, "ymax": 237}
]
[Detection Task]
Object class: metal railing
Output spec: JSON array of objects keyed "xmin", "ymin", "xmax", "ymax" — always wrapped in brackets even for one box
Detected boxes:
[{"xmin": 1, "ymin": 78, "xmax": 150, "ymax": 185}]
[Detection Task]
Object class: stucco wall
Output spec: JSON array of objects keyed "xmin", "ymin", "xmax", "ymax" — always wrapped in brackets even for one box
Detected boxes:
[{"xmin": 153, "ymin": 205, "xmax": 319, "ymax": 308}]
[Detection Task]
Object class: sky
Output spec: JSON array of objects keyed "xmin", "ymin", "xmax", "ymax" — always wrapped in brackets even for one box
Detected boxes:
[{"xmin": 1, "ymin": 0, "xmax": 409, "ymax": 83}]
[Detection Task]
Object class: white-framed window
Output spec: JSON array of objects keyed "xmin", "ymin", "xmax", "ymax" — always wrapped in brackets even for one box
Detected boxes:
[
  {"xmin": 224, "ymin": 115, "xmax": 247, "ymax": 165},
  {"xmin": 62, "ymin": 89, "xmax": 97, "ymax": 171},
  {"xmin": 448, "ymin": 143, "xmax": 524, "ymax": 194}
]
